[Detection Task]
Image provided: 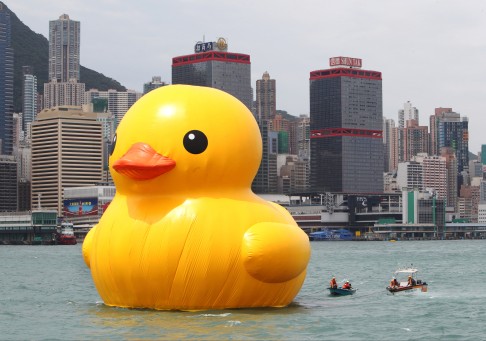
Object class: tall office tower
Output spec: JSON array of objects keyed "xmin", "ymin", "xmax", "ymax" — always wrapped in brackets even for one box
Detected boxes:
[
  {"xmin": 143, "ymin": 76, "xmax": 167, "ymax": 94},
  {"xmin": 0, "ymin": 3, "xmax": 14, "ymax": 155},
  {"xmin": 22, "ymin": 66, "xmax": 38, "ymax": 131},
  {"xmin": 398, "ymin": 101, "xmax": 419, "ymax": 128},
  {"xmin": 48, "ymin": 14, "xmax": 80, "ymax": 82},
  {"xmin": 421, "ymin": 155, "xmax": 448, "ymax": 201},
  {"xmin": 310, "ymin": 57, "xmax": 384, "ymax": 193},
  {"xmin": 383, "ymin": 118, "xmax": 398, "ymax": 172},
  {"xmin": 429, "ymin": 107, "xmax": 452, "ymax": 156},
  {"xmin": 171, "ymin": 38, "xmax": 252, "ymax": 110},
  {"xmin": 401, "ymin": 119, "xmax": 429, "ymax": 162},
  {"xmin": 45, "ymin": 14, "xmax": 84, "ymax": 109},
  {"xmin": 85, "ymin": 89, "xmax": 142, "ymax": 127},
  {"xmin": 430, "ymin": 107, "xmax": 469, "ymax": 196},
  {"xmin": 440, "ymin": 147, "xmax": 458, "ymax": 209},
  {"xmin": 430, "ymin": 108, "xmax": 468, "ymax": 172},
  {"xmin": 15, "ymin": 110, "xmax": 31, "ymax": 211},
  {"xmin": 252, "ymin": 120, "xmax": 278, "ymax": 193},
  {"xmin": 31, "ymin": 106, "xmax": 103, "ymax": 215},
  {"xmin": 0, "ymin": 155, "xmax": 17, "ymax": 211},
  {"xmin": 12, "ymin": 112, "xmax": 22, "ymax": 158},
  {"xmin": 255, "ymin": 71, "xmax": 276, "ymax": 122},
  {"xmin": 293, "ymin": 115, "xmax": 310, "ymax": 158}
]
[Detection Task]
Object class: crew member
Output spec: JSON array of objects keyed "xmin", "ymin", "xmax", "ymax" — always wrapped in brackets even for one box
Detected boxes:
[
  {"xmin": 407, "ymin": 275, "xmax": 416, "ymax": 286},
  {"xmin": 390, "ymin": 277, "xmax": 399, "ymax": 288},
  {"xmin": 342, "ymin": 280, "xmax": 352, "ymax": 289},
  {"xmin": 329, "ymin": 277, "xmax": 337, "ymax": 289}
]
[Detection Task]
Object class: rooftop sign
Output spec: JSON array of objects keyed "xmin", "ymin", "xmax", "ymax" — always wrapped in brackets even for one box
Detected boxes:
[
  {"xmin": 195, "ymin": 37, "xmax": 228, "ymax": 53},
  {"xmin": 329, "ymin": 56, "xmax": 362, "ymax": 69}
]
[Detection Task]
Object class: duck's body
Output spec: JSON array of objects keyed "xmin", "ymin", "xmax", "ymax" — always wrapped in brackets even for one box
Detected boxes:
[{"xmin": 83, "ymin": 85, "xmax": 310, "ymax": 310}]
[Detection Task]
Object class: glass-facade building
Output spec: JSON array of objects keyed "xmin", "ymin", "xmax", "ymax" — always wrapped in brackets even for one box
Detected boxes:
[
  {"xmin": 438, "ymin": 116, "xmax": 469, "ymax": 173},
  {"xmin": 0, "ymin": 155, "xmax": 17, "ymax": 211},
  {"xmin": 22, "ymin": 66, "xmax": 38, "ymax": 131},
  {"xmin": 0, "ymin": 3, "xmax": 13, "ymax": 155},
  {"xmin": 172, "ymin": 51, "xmax": 252, "ymax": 110},
  {"xmin": 309, "ymin": 67, "xmax": 384, "ymax": 193}
]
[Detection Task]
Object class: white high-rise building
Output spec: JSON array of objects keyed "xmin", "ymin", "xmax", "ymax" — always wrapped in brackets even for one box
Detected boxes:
[
  {"xmin": 397, "ymin": 161, "xmax": 423, "ymax": 191},
  {"xmin": 22, "ymin": 66, "xmax": 37, "ymax": 131},
  {"xmin": 398, "ymin": 100, "xmax": 419, "ymax": 128},
  {"xmin": 422, "ymin": 155, "xmax": 448, "ymax": 201}
]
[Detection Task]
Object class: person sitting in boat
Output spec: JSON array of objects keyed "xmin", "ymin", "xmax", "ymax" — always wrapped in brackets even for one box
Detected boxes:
[
  {"xmin": 390, "ymin": 277, "xmax": 399, "ymax": 288},
  {"xmin": 407, "ymin": 275, "xmax": 416, "ymax": 286},
  {"xmin": 329, "ymin": 277, "xmax": 337, "ymax": 289},
  {"xmin": 342, "ymin": 280, "xmax": 352, "ymax": 289}
]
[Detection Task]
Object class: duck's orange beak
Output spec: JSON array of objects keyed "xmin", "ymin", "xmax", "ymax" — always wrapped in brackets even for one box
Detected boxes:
[{"xmin": 112, "ymin": 143, "xmax": 176, "ymax": 180}]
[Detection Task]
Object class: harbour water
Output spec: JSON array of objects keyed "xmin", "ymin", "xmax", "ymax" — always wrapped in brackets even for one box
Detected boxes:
[{"xmin": 1, "ymin": 240, "xmax": 485, "ymax": 340}]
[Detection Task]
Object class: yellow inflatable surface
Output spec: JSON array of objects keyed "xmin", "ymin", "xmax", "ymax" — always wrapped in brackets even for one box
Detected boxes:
[{"xmin": 82, "ymin": 85, "xmax": 310, "ymax": 310}]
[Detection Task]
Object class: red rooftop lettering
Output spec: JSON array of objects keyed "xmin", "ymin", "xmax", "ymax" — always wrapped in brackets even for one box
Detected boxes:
[{"xmin": 329, "ymin": 56, "xmax": 362, "ymax": 68}]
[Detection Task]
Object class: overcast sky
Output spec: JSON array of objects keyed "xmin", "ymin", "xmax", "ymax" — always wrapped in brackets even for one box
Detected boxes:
[{"xmin": 7, "ymin": 0, "xmax": 486, "ymax": 153}]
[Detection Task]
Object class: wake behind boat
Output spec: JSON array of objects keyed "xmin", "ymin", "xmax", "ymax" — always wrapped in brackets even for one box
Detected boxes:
[{"xmin": 386, "ymin": 267, "xmax": 427, "ymax": 294}]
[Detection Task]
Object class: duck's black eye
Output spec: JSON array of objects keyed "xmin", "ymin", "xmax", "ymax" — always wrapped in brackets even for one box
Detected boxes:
[
  {"xmin": 183, "ymin": 130, "xmax": 208, "ymax": 154},
  {"xmin": 110, "ymin": 133, "xmax": 117, "ymax": 155}
]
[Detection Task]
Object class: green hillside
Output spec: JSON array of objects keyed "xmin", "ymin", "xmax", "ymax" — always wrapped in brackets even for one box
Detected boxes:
[{"xmin": 6, "ymin": 2, "xmax": 126, "ymax": 112}]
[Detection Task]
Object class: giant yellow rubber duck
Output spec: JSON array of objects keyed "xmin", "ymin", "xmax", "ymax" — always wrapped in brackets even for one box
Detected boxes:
[{"xmin": 82, "ymin": 85, "xmax": 310, "ymax": 310}]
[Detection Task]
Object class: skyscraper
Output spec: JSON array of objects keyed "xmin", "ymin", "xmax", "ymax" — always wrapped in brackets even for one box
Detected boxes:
[
  {"xmin": 254, "ymin": 73, "xmax": 280, "ymax": 194},
  {"xmin": 44, "ymin": 14, "xmax": 84, "ymax": 109},
  {"xmin": 310, "ymin": 57, "xmax": 384, "ymax": 193},
  {"xmin": 383, "ymin": 118, "xmax": 398, "ymax": 172},
  {"xmin": 398, "ymin": 101, "xmax": 419, "ymax": 128},
  {"xmin": 255, "ymin": 71, "xmax": 276, "ymax": 122},
  {"xmin": 48, "ymin": 14, "xmax": 80, "ymax": 82},
  {"xmin": 22, "ymin": 66, "xmax": 38, "ymax": 131},
  {"xmin": 420, "ymin": 154, "xmax": 448, "ymax": 200},
  {"xmin": 252, "ymin": 120, "xmax": 278, "ymax": 193},
  {"xmin": 401, "ymin": 119, "xmax": 429, "ymax": 162},
  {"xmin": 0, "ymin": 155, "xmax": 17, "ymax": 211},
  {"xmin": 0, "ymin": 3, "xmax": 13, "ymax": 155},
  {"xmin": 430, "ymin": 108, "xmax": 469, "ymax": 198},
  {"xmin": 440, "ymin": 147, "xmax": 458, "ymax": 210},
  {"xmin": 171, "ymin": 37, "xmax": 252, "ymax": 110},
  {"xmin": 31, "ymin": 106, "xmax": 103, "ymax": 215}
]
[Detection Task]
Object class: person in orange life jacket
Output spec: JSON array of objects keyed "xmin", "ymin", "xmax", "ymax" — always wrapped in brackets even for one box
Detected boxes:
[
  {"xmin": 329, "ymin": 277, "xmax": 337, "ymax": 289},
  {"xmin": 342, "ymin": 280, "xmax": 352, "ymax": 289}
]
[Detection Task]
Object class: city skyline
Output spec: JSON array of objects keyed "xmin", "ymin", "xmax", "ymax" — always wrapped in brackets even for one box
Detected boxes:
[{"xmin": 5, "ymin": 0, "xmax": 486, "ymax": 153}]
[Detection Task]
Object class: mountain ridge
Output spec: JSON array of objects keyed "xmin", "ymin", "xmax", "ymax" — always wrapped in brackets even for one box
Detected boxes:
[{"xmin": 4, "ymin": 1, "xmax": 126, "ymax": 112}]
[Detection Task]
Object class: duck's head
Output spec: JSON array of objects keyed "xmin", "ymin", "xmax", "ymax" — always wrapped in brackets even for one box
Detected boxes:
[{"xmin": 109, "ymin": 85, "xmax": 262, "ymax": 196}]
